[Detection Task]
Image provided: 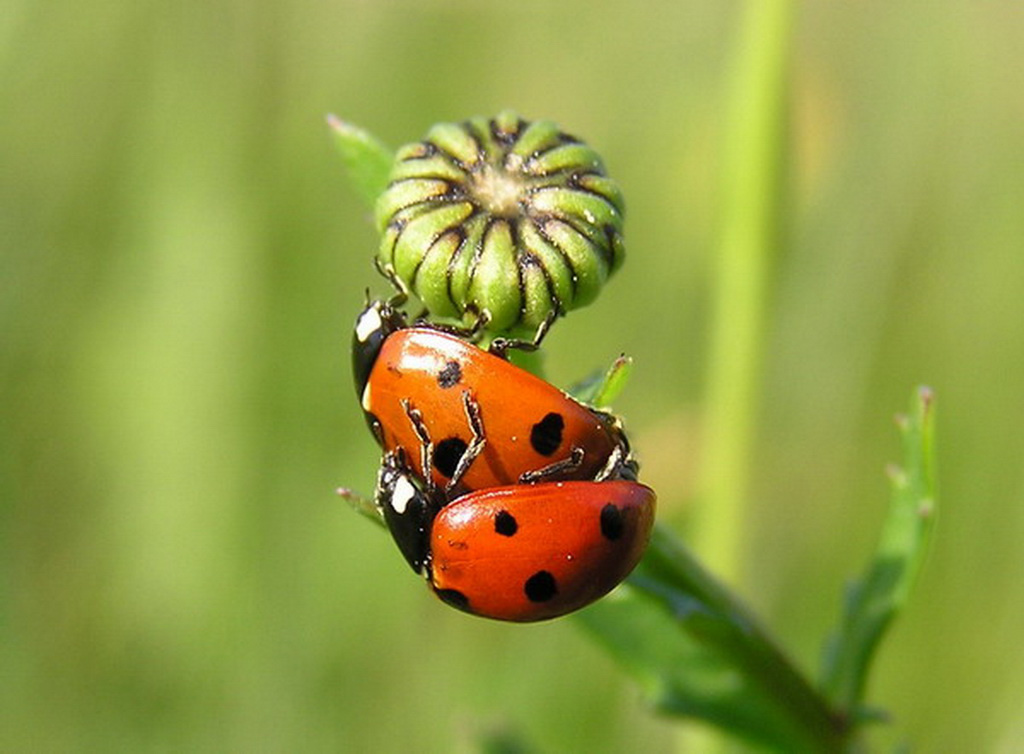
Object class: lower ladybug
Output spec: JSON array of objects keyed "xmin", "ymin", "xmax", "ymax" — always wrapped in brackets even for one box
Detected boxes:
[{"xmin": 374, "ymin": 452, "xmax": 656, "ymax": 622}]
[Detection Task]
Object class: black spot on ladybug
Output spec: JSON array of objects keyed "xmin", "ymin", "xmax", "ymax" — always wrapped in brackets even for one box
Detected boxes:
[
  {"xmin": 524, "ymin": 571, "xmax": 558, "ymax": 602},
  {"xmin": 435, "ymin": 588, "xmax": 470, "ymax": 612},
  {"xmin": 530, "ymin": 412, "xmax": 564, "ymax": 456},
  {"xmin": 494, "ymin": 510, "xmax": 518, "ymax": 536},
  {"xmin": 434, "ymin": 437, "xmax": 468, "ymax": 478},
  {"xmin": 437, "ymin": 360, "xmax": 462, "ymax": 389},
  {"xmin": 600, "ymin": 503, "xmax": 625, "ymax": 541}
]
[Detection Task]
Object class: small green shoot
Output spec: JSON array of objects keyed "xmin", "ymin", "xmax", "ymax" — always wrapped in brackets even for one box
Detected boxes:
[
  {"xmin": 820, "ymin": 386, "xmax": 937, "ymax": 715},
  {"xmin": 336, "ymin": 486, "xmax": 385, "ymax": 529},
  {"xmin": 326, "ymin": 115, "xmax": 394, "ymax": 207},
  {"xmin": 569, "ymin": 355, "xmax": 633, "ymax": 409}
]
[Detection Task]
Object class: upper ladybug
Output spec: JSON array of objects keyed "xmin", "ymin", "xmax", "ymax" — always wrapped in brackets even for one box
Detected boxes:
[{"xmin": 353, "ymin": 298, "xmax": 635, "ymax": 495}]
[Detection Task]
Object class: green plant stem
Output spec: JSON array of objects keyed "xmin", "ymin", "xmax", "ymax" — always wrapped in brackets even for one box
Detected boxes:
[
  {"xmin": 699, "ymin": 0, "xmax": 792, "ymax": 582},
  {"xmin": 635, "ymin": 525, "xmax": 849, "ymax": 752}
]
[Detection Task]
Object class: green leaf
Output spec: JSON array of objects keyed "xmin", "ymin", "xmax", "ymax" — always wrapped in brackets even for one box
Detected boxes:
[
  {"xmin": 568, "ymin": 354, "xmax": 633, "ymax": 408},
  {"xmin": 476, "ymin": 727, "xmax": 538, "ymax": 754},
  {"xmin": 577, "ymin": 590, "xmax": 782, "ymax": 747},
  {"xmin": 575, "ymin": 525, "xmax": 847, "ymax": 753},
  {"xmin": 326, "ymin": 115, "xmax": 394, "ymax": 207},
  {"xmin": 820, "ymin": 386, "xmax": 938, "ymax": 713}
]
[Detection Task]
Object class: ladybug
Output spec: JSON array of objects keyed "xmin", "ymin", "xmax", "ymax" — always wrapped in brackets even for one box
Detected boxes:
[
  {"xmin": 353, "ymin": 297, "xmax": 634, "ymax": 495},
  {"xmin": 374, "ymin": 452, "xmax": 656, "ymax": 622}
]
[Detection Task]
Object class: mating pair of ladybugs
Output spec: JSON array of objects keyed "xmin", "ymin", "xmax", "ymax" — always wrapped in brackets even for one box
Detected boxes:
[{"xmin": 351, "ymin": 294, "xmax": 656, "ymax": 622}]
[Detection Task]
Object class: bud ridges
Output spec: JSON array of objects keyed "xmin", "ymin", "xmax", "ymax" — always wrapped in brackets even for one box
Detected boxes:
[{"xmin": 375, "ymin": 111, "xmax": 625, "ymax": 334}]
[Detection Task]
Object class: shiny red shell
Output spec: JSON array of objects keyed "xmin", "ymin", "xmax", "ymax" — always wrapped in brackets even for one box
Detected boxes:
[
  {"xmin": 428, "ymin": 480, "xmax": 656, "ymax": 622},
  {"xmin": 361, "ymin": 328, "xmax": 624, "ymax": 493}
]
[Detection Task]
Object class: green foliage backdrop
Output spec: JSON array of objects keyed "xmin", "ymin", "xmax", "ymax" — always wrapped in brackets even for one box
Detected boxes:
[{"xmin": 3, "ymin": 1, "xmax": 1023, "ymax": 751}]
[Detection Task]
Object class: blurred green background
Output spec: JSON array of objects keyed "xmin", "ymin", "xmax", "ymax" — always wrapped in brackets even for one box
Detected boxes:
[{"xmin": 3, "ymin": 0, "xmax": 1023, "ymax": 751}]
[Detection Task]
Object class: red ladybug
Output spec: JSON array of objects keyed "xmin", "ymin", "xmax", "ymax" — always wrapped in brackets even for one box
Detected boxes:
[
  {"xmin": 353, "ymin": 299, "xmax": 634, "ymax": 494},
  {"xmin": 430, "ymin": 480, "xmax": 656, "ymax": 622},
  {"xmin": 374, "ymin": 453, "xmax": 656, "ymax": 622}
]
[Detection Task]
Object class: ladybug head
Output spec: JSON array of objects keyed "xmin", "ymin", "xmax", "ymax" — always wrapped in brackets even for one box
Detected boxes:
[
  {"xmin": 352, "ymin": 297, "xmax": 406, "ymax": 399},
  {"xmin": 375, "ymin": 450, "xmax": 442, "ymax": 574}
]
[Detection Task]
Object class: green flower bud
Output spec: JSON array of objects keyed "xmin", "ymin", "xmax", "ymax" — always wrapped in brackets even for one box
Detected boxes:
[{"xmin": 375, "ymin": 111, "xmax": 625, "ymax": 334}]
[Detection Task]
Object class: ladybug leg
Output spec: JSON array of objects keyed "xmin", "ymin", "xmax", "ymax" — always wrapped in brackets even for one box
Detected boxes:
[
  {"xmin": 462, "ymin": 305, "xmax": 491, "ymax": 341},
  {"xmin": 517, "ymin": 446, "xmax": 585, "ymax": 484},
  {"xmin": 488, "ymin": 310, "xmax": 557, "ymax": 360},
  {"xmin": 593, "ymin": 442, "xmax": 639, "ymax": 482},
  {"xmin": 401, "ymin": 398, "xmax": 436, "ymax": 495},
  {"xmin": 444, "ymin": 391, "xmax": 487, "ymax": 493},
  {"xmin": 421, "ymin": 306, "xmax": 490, "ymax": 343},
  {"xmin": 374, "ymin": 259, "xmax": 409, "ymax": 308}
]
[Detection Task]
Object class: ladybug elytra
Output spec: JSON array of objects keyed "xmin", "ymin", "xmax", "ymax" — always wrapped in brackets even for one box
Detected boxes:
[
  {"xmin": 374, "ymin": 452, "xmax": 655, "ymax": 622},
  {"xmin": 353, "ymin": 298, "xmax": 635, "ymax": 496}
]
